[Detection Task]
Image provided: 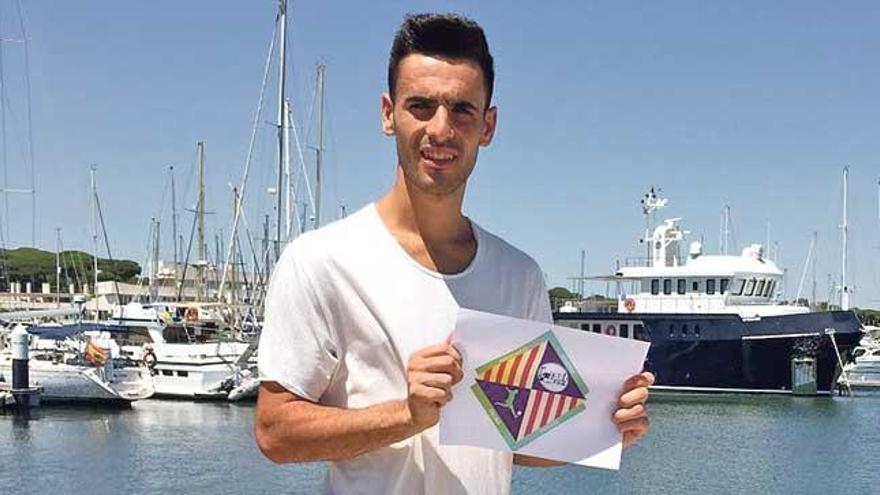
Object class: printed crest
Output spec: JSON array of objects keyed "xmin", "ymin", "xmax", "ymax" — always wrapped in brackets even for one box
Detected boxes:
[{"xmin": 471, "ymin": 330, "xmax": 589, "ymax": 450}]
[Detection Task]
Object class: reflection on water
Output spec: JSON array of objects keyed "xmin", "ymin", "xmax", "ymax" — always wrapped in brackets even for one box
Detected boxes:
[{"xmin": 3, "ymin": 395, "xmax": 879, "ymax": 494}]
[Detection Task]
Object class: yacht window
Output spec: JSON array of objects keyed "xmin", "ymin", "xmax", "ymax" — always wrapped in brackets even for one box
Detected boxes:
[
  {"xmin": 755, "ymin": 280, "xmax": 766, "ymax": 297},
  {"xmin": 764, "ymin": 280, "xmax": 774, "ymax": 297},
  {"xmin": 668, "ymin": 325, "xmax": 675, "ymax": 338},
  {"xmin": 177, "ymin": 370, "xmax": 189, "ymax": 377},
  {"xmin": 580, "ymin": 324, "xmax": 590, "ymax": 331},
  {"xmin": 161, "ymin": 369, "xmax": 173, "ymax": 376},
  {"xmin": 651, "ymin": 279, "xmax": 659, "ymax": 295},
  {"xmin": 745, "ymin": 278, "xmax": 756, "ymax": 296},
  {"xmin": 692, "ymin": 281, "xmax": 700, "ymax": 292},
  {"xmin": 663, "ymin": 279, "xmax": 672, "ymax": 295},
  {"xmin": 695, "ymin": 325, "xmax": 701, "ymax": 338},
  {"xmin": 720, "ymin": 278, "xmax": 730, "ymax": 294},
  {"xmin": 706, "ymin": 279, "xmax": 716, "ymax": 295},
  {"xmin": 681, "ymin": 324, "xmax": 689, "ymax": 336},
  {"xmin": 734, "ymin": 279, "xmax": 746, "ymax": 295},
  {"xmin": 620, "ymin": 324, "xmax": 630, "ymax": 339},
  {"xmin": 592, "ymin": 324, "xmax": 601, "ymax": 334},
  {"xmin": 677, "ymin": 279, "xmax": 686, "ymax": 295},
  {"xmin": 634, "ymin": 324, "xmax": 647, "ymax": 341}
]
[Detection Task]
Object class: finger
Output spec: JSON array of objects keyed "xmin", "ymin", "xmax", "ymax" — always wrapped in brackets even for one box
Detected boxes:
[
  {"xmin": 449, "ymin": 361, "xmax": 464, "ymax": 386},
  {"xmin": 618, "ymin": 386, "xmax": 649, "ymax": 408},
  {"xmin": 415, "ymin": 371, "xmax": 454, "ymax": 391},
  {"xmin": 616, "ymin": 417, "xmax": 649, "ymax": 436},
  {"xmin": 612, "ymin": 403, "xmax": 647, "ymax": 424},
  {"xmin": 411, "ymin": 354, "xmax": 459, "ymax": 373},
  {"xmin": 447, "ymin": 346, "xmax": 462, "ymax": 366},
  {"xmin": 619, "ymin": 418, "xmax": 649, "ymax": 447},
  {"xmin": 411, "ymin": 383, "xmax": 448, "ymax": 404},
  {"xmin": 409, "ymin": 342, "xmax": 455, "ymax": 361},
  {"xmin": 622, "ymin": 371, "xmax": 655, "ymax": 391}
]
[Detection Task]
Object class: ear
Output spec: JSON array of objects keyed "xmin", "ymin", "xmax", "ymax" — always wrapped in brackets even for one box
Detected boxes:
[
  {"xmin": 479, "ymin": 106, "xmax": 497, "ymax": 147},
  {"xmin": 381, "ymin": 93, "xmax": 395, "ymax": 136}
]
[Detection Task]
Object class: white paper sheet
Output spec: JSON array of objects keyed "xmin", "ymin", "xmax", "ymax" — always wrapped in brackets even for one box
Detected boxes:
[{"xmin": 439, "ymin": 308, "xmax": 650, "ymax": 470}]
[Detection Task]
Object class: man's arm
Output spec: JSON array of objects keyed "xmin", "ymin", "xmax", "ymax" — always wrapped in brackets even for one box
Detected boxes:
[{"xmin": 255, "ymin": 341, "xmax": 462, "ymax": 463}]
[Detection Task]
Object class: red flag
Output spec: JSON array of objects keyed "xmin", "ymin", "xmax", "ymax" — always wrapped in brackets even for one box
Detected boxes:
[{"xmin": 84, "ymin": 339, "xmax": 108, "ymax": 367}]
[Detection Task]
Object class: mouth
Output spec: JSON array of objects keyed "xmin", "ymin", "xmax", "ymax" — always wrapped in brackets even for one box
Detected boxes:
[{"xmin": 419, "ymin": 147, "xmax": 457, "ymax": 168}]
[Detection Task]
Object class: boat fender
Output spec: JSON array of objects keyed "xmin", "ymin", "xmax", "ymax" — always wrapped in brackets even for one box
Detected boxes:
[
  {"xmin": 605, "ymin": 324, "xmax": 617, "ymax": 336},
  {"xmin": 624, "ymin": 298, "xmax": 636, "ymax": 313},
  {"xmin": 142, "ymin": 348, "xmax": 158, "ymax": 369}
]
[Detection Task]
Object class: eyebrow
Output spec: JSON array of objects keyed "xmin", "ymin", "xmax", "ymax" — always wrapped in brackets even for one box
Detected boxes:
[{"xmin": 403, "ymin": 95, "xmax": 481, "ymax": 113}]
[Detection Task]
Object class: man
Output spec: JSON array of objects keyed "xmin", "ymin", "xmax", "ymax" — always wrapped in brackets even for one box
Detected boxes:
[{"xmin": 256, "ymin": 13, "xmax": 652, "ymax": 494}]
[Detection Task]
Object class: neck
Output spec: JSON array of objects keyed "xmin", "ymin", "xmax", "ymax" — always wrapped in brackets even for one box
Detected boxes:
[{"xmin": 376, "ymin": 167, "xmax": 470, "ymax": 243}]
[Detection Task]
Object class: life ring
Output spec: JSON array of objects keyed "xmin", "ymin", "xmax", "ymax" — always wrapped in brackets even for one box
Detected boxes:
[
  {"xmin": 142, "ymin": 348, "xmax": 158, "ymax": 369},
  {"xmin": 624, "ymin": 298, "xmax": 636, "ymax": 313},
  {"xmin": 604, "ymin": 324, "xmax": 617, "ymax": 336},
  {"xmin": 184, "ymin": 307, "xmax": 198, "ymax": 321}
]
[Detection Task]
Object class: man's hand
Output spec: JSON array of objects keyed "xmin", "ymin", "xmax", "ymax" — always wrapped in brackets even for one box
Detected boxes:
[
  {"xmin": 405, "ymin": 340, "xmax": 463, "ymax": 431},
  {"xmin": 612, "ymin": 371, "xmax": 654, "ymax": 447}
]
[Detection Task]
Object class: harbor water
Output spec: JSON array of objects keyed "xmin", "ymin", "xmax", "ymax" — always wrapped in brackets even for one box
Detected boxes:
[{"xmin": 2, "ymin": 393, "xmax": 878, "ymax": 494}]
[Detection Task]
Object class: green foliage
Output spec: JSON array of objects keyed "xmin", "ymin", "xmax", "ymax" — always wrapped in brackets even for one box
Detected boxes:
[
  {"xmin": 0, "ymin": 247, "xmax": 141, "ymax": 287},
  {"xmin": 855, "ymin": 308, "xmax": 880, "ymax": 326},
  {"xmin": 548, "ymin": 286, "xmax": 578, "ymax": 300}
]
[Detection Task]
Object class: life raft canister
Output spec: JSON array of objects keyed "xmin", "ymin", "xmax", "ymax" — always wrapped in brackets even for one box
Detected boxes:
[
  {"xmin": 624, "ymin": 298, "xmax": 636, "ymax": 313},
  {"xmin": 604, "ymin": 324, "xmax": 617, "ymax": 336}
]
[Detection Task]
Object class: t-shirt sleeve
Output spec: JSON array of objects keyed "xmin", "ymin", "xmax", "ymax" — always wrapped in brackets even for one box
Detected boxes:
[
  {"xmin": 258, "ymin": 243, "xmax": 338, "ymax": 402},
  {"xmin": 526, "ymin": 264, "xmax": 553, "ymax": 324}
]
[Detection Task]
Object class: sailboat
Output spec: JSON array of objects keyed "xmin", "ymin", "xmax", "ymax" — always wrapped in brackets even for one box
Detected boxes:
[{"xmin": 0, "ymin": 320, "xmax": 155, "ymax": 404}]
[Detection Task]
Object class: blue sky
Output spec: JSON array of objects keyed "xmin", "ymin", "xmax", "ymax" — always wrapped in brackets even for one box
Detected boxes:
[{"xmin": 2, "ymin": 1, "xmax": 878, "ymax": 307}]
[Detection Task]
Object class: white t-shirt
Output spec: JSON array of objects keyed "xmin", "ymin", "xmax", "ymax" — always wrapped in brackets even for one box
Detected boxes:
[{"xmin": 259, "ymin": 203, "xmax": 552, "ymax": 495}]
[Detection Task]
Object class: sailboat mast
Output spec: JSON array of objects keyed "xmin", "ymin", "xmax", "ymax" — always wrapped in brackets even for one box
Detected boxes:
[
  {"xmin": 283, "ymin": 99, "xmax": 292, "ymax": 240},
  {"xmin": 171, "ymin": 165, "xmax": 179, "ymax": 272},
  {"xmin": 231, "ymin": 187, "xmax": 240, "ymax": 329},
  {"xmin": 90, "ymin": 165, "xmax": 99, "ymax": 320},
  {"xmin": 275, "ymin": 0, "xmax": 288, "ymax": 261},
  {"xmin": 196, "ymin": 141, "xmax": 206, "ymax": 301},
  {"xmin": 55, "ymin": 227, "xmax": 61, "ymax": 307},
  {"xmin": 841, "ymin": 167, "xmax": 849, "ymax": 310},
  {"xmin": 315, "ymin": 64, "xmax": 325, "ymax": 229}
]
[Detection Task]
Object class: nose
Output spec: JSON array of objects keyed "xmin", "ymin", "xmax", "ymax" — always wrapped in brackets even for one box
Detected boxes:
[{"xmin": 426, "ymin": 106, "xmax": 454, "ymax": 142}]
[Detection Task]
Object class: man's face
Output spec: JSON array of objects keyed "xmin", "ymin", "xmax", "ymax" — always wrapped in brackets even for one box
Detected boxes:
[{"xmin": 382, "ymin": 54, "xmax": 497, "ymax": 197}]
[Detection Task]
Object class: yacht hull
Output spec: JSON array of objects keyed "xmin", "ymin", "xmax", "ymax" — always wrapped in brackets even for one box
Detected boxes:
[
  {"xmin": 555, "ymin": 310, "xmax": 862, "ymax": 394},
  {"xmin": 0, "ymin": 359, "xmax": 154, "ymax": 404}
]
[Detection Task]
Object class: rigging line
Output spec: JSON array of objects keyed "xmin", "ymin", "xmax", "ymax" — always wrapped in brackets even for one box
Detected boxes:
[
  {"xmin": 14, "ymin": 0, "xmax": 36, "ymax": 246},
  {"xmin": 218, "ymin": 14, "xmax": 278, "ymax": 301},
  {"xmin": 288, "ymin": 101, "xmax": 315, "ymax": 218},
  {"xmin": 177, "ymin": 210, "xmax": 199, "ymax": 302},
  {"xmin": 325, "ymin": 104, "xmax": 343, "ymax": 216},
  {"xmin": 58, "ymin": 235, "xmax": 72, "ymax": 289},
  {"xmin": 235, "ymin": 204, "xmax": 266, "ymax": 298},
  {"xmin": 93, "ymin": 191, "xmax": 122, "ymax": 307},
  {"xmin": 302, "ymin": 69, "xmax": 318, "ymax": 156},
  {"xmin": 0, "ymin": 2, "xmax": 7, "ymax": 244},
  {"xmin": 133, "ymin": 219, "xmax": 156, "ymax": 303}
]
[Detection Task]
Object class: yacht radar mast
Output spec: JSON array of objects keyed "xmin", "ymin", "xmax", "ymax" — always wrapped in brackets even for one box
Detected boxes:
[{"xmin": 640, "ymin": 187, "xmax": 669, "ymax": 260}]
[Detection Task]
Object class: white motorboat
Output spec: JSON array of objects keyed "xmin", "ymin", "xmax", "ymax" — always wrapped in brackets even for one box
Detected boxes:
[
  {"xmin": 840, "ymin": 339, "xmax": 880, "ymax": 388},
  {"xmin": 106, "ymin": 302, "xmax": 258, "ymax": 400},
  {"xmin": 0, "ymin": 323, "xmax": 155, "ymax": 404}
]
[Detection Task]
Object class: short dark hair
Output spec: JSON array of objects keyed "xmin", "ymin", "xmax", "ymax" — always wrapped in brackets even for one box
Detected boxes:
[{"xmin": 388, "ymin": 13, "xmax": 495, "ymax": 107}]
